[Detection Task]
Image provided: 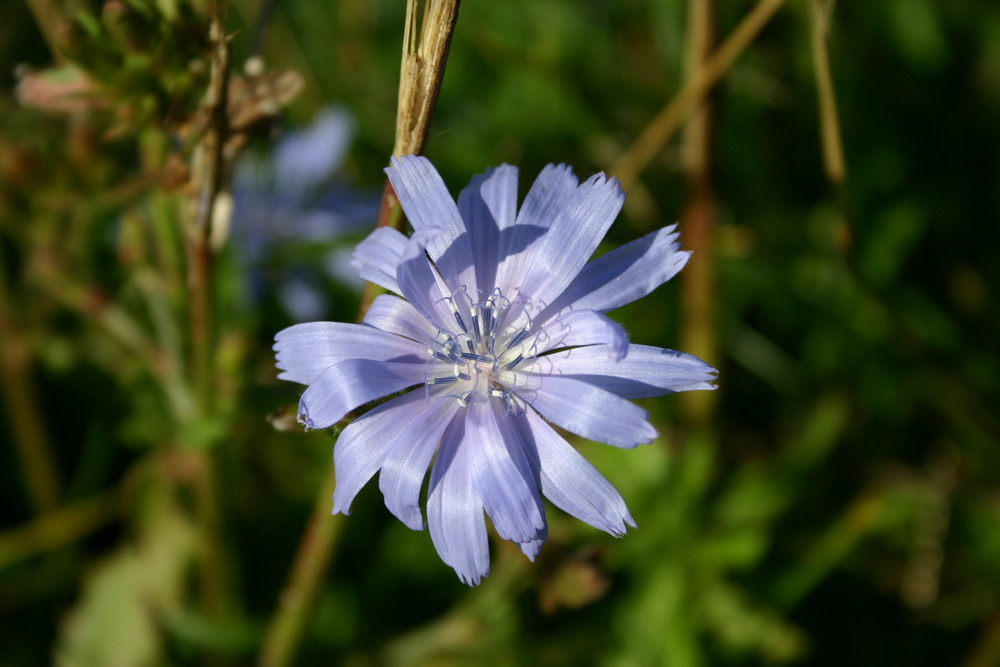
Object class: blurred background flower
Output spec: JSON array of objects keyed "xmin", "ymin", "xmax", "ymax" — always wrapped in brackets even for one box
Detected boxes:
[{"xmin": 230, "ymin": 104, "xmax": 377, "ymax": 321}]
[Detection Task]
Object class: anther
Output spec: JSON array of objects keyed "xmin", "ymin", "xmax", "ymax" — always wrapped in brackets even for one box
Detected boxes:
[
  {"xmin": 507, "ymin": 327, "xmax": 530, "ymax": 348},
  {"xmin": 471, "ymin": 311, "xmax": 482, "ymax": 342}
]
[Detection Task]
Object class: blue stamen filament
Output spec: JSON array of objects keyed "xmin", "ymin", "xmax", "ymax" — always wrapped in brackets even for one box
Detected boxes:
[{"xmin": 424, "ymin": 289, "xmax": 537, "ymax": 414}]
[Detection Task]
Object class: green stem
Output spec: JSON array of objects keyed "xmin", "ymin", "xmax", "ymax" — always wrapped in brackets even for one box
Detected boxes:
[
  {"xmin": 0, "ymin": 269, "xmax": 61, "ymax": 513},
  {"xmin": 0, "ymin": 490, "xmax": 118, "ymax": 570},
  {"xmin": 808, "ymin": 0, "xmax": 846, "ymax": 187},
  {"xmin": 772, "ymin": 487, "xmax": 885, "ymax": 608},
  {"xmin": 807, "ymin": 0, "xmax": 851, "ymax": 253},
  {"xmin": 257, "ymin": 472, "xmax": 342, "ymax": 667},
  {"xmin": 184, "ymin": 5, "xmax": 234, "ymax": 621},
  {"xmin": 24, "ymin": 0, "xmax": 63, "ymax": 60}
]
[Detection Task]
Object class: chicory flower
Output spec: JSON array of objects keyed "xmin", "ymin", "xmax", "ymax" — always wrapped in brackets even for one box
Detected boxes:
[{"xmin": 274, "ymin": 156, "xmax": 717, "ymax": 584}]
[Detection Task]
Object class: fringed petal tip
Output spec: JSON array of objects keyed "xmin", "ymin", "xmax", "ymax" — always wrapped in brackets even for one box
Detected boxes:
[
  {"xmin": 457, "ymin": 567, "xmax": 489, "ymax": 587},
  {"xmin": 519, "ymin": 535, "xmax": 546, "ymax": 562},
  {"xmin": 330, "ymin": 502, "xmax": 351, "ymax": 517}
]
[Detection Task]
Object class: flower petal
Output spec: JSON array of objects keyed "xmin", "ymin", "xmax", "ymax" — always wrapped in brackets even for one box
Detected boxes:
[
  {"xmin": 298, "ymin": 360, "xmax": 425, "ymax": 429},
  {"xmin": 494, "ymin": 163, "xmax": 578, "ymax": 292},
  {"xmin": 524, "ymin": 375, "xmax": 656, "ymax": 448},
  {"xmin": 544, "ymin": 224, "xmax": 690, "ymax": 317},
  {"xmin": 379, "ymin": 396, "xmax": 463, "ymax": 530},
  {"xmin": 332, "ymin": 389, "xmax": 431, "ymax": 515},
  {"xmin": 536, "ymin": 309, "xmax": 629, "ymax": 361},
  {"xmin": 351, "ymin": 227, "xmax": 408, "ymax": 294},
  {"xmin": 519, "ymin": 523, "xmax": 548, "ymax": 562},
  {"xmin": 519, "ymin": 407, "xmax": 635, "ymax": 536},
  {"xmin": 457, "ymin": 165, "xmax": 518, "ymax": 290},
  {"xmin": 465, "ymin": 400, "xmax": 546, "ymax": 543},
  {"xmin": 427, "ymin": 416, "xmax": 490, "ymax": 585},
  {"xmin": 525, "ymin": 344, "xmax": 718, "ymax": 398},
  {"xmin": 395, "ymin": 227, "xmax": 463, "ymax": 330},
  {"xmin": 386, "ymin": 155, "xmax": 476, "ymax": 291},
  {"xmin": 274, "ymin": 322, "xmax": 426, "ymax": 385},
  {"xmin": 362, "ymin": 294, "xmax": 439, "ymax": 344},
  {"xmin": 516, "ymin": 163, "xmax": 580, "ymax": 228},
  {"xmin": 514, "ymin": 173, "xmax": 624, "ymax": 308}
]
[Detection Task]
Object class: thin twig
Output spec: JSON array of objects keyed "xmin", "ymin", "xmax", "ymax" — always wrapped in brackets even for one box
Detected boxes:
[
  {"xmin": 809, "ymin": 0, "xmax": 846, "ymax": 186},
  {"xmin": 0, "ymin": 259, "xmax": 61, "ymax": 512},
  {"xmin": 24, "ymin": 0, "xmax": 63, "ymax": 60},
  {"xmin": 807, "ymin": 0, "xmax": 851, "ymax": 253},
  {"xmin": 963, "ymin": 604, "xmax": 1000, "ymax": 667},
  {"xmin": 257, "ymin": 473, "xmax": 341, "ymax": 667},
  {"xmin": 185, "ymin": 2, "xmax": 234, "ymax": 621},
  {"xmin": 611, "ymin": 0, "xmax": 788, "ymax": 190},
  {"xmin": 188, "ymin": 9, "xmax": 231, "ymax": 409},
  {"xmin": 0, "ymin": 490, "xmax": 120, "ymax": 571}
]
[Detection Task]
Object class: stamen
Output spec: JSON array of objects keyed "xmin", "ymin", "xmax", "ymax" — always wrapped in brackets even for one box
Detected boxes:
[
  {"xmin": 507, "ymin": 327, "xmax": 530, "ymax": 348},
  {"xmin": 432, "ymin": 349, "xmax": 459, "ymax": 363},
  {"xmin": 471, "ymin": 311, "xmax": 482, "ymax": 342},
  {"xmin": 452, "ymin": 307, "xmax": 467, "ymax": 332},
  {"xmin": 482, "ymin": 307, "xmax": 494, "ymax": 340},
  {"xmin": 423, "ymin": 288, "xmax": 540, "ymax": 411}
]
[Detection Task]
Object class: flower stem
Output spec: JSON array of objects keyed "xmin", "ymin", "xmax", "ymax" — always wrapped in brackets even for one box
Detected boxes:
[
  {"xmin": 809, "ymin": 0, "xmax": 846, "ymax": 188},
  {"xmin": 23, "ymin": 0, "xmax": 62, "ymax": 60},
  {"xmin": 679, "ymin": 0, "xmax": 718, "ymax": 426},
  {"xmin": 808, "ymin": 0, "xmax": 851, "ymax": 253},
  {"xmin": 257, "ymin": 472, "xmax": 342, "ymax": 667},
  {"xmin": 0, "ymin": 489, "xmax": 119, "ymax": 571},
  {"xmin": 185, "ymin": 4, "xmax": 235, "ymax": 620},
  {"xmin": 0, "ymin": 270, "xmax": 61, "ymax": 513}
]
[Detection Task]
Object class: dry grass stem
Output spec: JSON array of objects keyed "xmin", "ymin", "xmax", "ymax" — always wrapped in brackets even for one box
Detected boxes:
[
  {"xmin": 612, "ymin": 0, "xmax": 788, "ymax": 190},
  {"xmin": 809, "ymin": 0, "xmax": 846, "ymax": 185},
  {"xmin": 679, "ymin": 0, "xmax": 718, "ymax": 425},
  {"xmin": 393, "ymin": 0, "xmax": 461, "ymax": 157}
]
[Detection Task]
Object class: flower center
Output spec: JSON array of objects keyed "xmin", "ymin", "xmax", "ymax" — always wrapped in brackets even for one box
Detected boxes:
[{"xmin": 424, "ymin": 288, "xmax": 537, "ymax": 413}]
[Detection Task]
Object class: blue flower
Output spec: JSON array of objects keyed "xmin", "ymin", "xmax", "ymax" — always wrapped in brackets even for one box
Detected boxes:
[{"xmin": 274, "ymin": 156, "xmax": 717, "ymax": 584}]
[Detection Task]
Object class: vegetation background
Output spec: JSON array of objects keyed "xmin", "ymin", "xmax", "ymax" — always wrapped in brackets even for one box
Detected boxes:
[{"xmin": 1, "ymin": 0, "xmax": 998, "ymax": 664}]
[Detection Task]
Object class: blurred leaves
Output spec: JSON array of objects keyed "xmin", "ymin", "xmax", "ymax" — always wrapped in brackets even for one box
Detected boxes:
[{"xmin": 56, "ymin": 492, "xmax": 196, "ymax": 667}]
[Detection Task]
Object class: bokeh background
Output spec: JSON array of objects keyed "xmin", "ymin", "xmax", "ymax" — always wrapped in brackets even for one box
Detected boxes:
[{"xmin": 2, "ymin": 0, "xmax": 999, "ymax": 664}]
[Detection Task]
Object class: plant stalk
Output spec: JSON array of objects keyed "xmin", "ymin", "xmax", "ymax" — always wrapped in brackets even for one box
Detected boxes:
[
  {"xmin": 612, "ymin": 0, "xmax": 788, "ymax": 190},
  {"xmin": 679, "ymin": 0, "xmax": 718, "ymax": 425}
]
